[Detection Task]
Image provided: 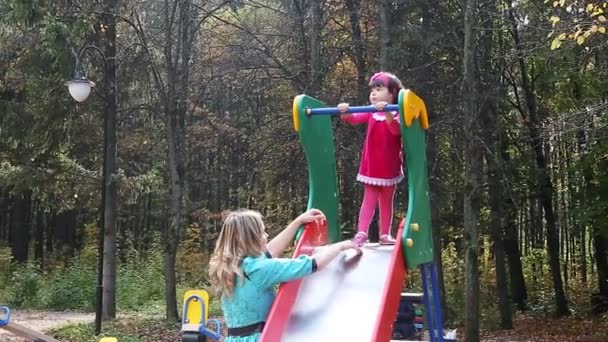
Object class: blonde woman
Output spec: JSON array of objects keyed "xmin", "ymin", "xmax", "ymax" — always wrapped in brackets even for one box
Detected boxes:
[{"xmin": 208, "ymin": 208, "xmax": 359, "ymax": 341}]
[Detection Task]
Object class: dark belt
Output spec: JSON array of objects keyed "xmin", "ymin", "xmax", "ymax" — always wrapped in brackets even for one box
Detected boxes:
[{"xmin": 227, "ymin": 321, "xmax": 266, "ymax": 337}]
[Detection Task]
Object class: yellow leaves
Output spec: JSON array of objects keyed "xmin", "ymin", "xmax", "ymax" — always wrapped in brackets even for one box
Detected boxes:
[
  {"xmin": 547, "ymin": 1, "xmax": 607, "ymax": 49},
  {"xmin": 551, "ymin": 33, "xmax": 567, "ymax": 50},
  {"xmin": 577, "ymin": 35, "xmax": 585, "ymax": 45}
]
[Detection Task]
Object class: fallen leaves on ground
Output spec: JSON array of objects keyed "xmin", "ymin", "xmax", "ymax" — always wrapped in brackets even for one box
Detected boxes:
[{"xmin": 481, "ymin": 315, "xmax": 608, "ymax": 342}]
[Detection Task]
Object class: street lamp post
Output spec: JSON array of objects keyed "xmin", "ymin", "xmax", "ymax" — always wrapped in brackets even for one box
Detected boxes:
[{"xmin": 66, "ymin": 45, "xmax": 112, "ymax": 335}]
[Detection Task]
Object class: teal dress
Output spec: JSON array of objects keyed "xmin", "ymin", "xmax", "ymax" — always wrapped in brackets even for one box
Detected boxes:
[{"xmin": 221, "ymin": 251, "xmax": 316, "ymax": 342}]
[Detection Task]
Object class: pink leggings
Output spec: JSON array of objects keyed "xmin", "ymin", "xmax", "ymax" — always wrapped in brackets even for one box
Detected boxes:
[{"xmin": 357, "ymin": 184, "xmax": 396, "ymax": 236}]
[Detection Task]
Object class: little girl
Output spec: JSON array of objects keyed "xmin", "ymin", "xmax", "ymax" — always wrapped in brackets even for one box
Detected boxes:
[
  {"xmin": 339, "ymin": 71, "xmax": 405, "ymax": 246},
  {"xmin": 208, "ymin": 208, "xmax": 359, "ymax": 341}
]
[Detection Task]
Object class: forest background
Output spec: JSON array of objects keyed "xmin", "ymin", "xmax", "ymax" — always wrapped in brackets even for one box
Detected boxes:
[{"xmin": 1, "ymin": 0, "xmax": 608, "ymax": 341}]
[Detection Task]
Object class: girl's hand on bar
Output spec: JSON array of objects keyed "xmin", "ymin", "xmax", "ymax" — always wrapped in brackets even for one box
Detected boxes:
[
  {"xmin": 338, "ymin": 103, "xmax": 349, "ymax": 113},
  {"xmin": 374, "ymin": 101, "xmax": 388, "ymax": 112}
]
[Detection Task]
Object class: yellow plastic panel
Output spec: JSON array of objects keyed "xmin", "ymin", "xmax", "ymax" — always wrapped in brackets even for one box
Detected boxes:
[{"xmin": 183, "ymin": 289, "xmax": 209, "ymax": 325}]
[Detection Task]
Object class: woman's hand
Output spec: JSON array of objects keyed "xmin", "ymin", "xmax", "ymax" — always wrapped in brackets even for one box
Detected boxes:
[
  {"xmin": 338, "ymin": 240, "xmax": 360, "ymax": 253},
  {"xmin": 313, "ymin": 239, "xmax": 362, "ymax": 269},
  {"xmin": 268, "ymin": 209, "xmax": 326, "ymax": 257},
  {"xmin": 296, "ymin": 208, "xmax": 326, "ymax": 226}
]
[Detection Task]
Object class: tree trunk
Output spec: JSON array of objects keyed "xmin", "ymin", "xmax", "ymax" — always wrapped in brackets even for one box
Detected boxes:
[
  {"xmin": 379, "ymin": 0, "xmax": 391, "ymax": 70},
  {"xmin": 505, "ymin": 199, "xmax": 528, "ymax": 310},
  {"xmin": 576, "ymin": 112, "xmax": 589, "ymax": 284},
  {"xmin": 46, "ymin": 212, "xmax": 54, "ymax": 254},
  {"xmin": 309, "ymin": 0, "xmax": 322, "ymax": 95},
  {"xmin": 482, "ymin": 104, "xmax": 512, "ymax": 328},
  {"xmin": 509, "ymin": 9, "xmax": 569, "ymax": 316},
  {"xmin": 10, "ymin": 191, "xmax": 31, "ymax": 263},
  {"xmin": 571, "ymin": 131, "xmax": 585, "ymax": 283},
  {"xmin": 34, "ymin": 205, "xmax": 44, "ymax": 267},
  {"xmin": 162, "ymin": 0, "xmax": 196, "ymax": 322},
  {"xmin": 164, "ymin": 89, "xmax": 183, "ymax": 323},
  {"xmin": 593, "ymin": 230, "xmax": 608, "ymax": 296},
  {"xmin": 501, "ymin": 142, "xmax": 528, "ymax": 310},
  {"xmin": 337, "ymin": 0, "xmax": 368, "ymax": 227},
  {"xmin": 164, "ymin": 243, "xmax": 179, "ymax": 319},
  {"xmin": 0, "ymin": 188, "xmax": 8, "ymax": 242},
  {"xmin": 345, "ymin": 0, "xmax": 367, "ymax": 103},
  {"xmin": 487, "ymin": 154, "xmax": 512, "ymax": 328},
  {"xmin": 585, "ymin": 140, "xmax": 608, "ymax": 297},
  {"xmin": 101, "ymin": 0, "xmax": 119, "ymax": 320},
  {"xmin": 477, "ymin": 0, "xmax": 512, "ymax": 327},
  {"xmin": 463, "ymin": 0, "xmax": 481, "ymax": 339}
]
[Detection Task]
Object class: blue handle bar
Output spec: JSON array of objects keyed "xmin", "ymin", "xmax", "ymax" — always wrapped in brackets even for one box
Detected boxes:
[
  {"xmin": 0, "ymin": 306, "xmax": 11, "ymax": 327},
  {"xmin": 202, "ymin": 319, "xmax": 222, "ymax": 340},
  {"xmin": 305, "ymin": 104, "xmax": 400, "ymax": 116},
  {"xmin": 181, "ymin": 295, "xmax": 222, "ymax": 340}
]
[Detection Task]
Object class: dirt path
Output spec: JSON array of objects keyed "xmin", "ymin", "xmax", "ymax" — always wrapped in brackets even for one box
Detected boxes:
[{"xmin": 0, "ymin": 310, "xmax": 94, "ymax": 341}]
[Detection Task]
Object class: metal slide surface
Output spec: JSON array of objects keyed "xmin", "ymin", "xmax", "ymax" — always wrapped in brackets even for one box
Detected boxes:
[{"xmin": 281, "ymin": 244, "xmax": 395, "ymax": 342}]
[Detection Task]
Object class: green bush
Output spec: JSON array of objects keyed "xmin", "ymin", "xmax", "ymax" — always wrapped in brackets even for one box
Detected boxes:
[
  {"xmin": 441, "ymin": 241, "xmax": 466, "ymax": 324},
  {"xmin": 5, "ymin": 262, "xmax": 41, "ymax": 307},
  {"xmin": 1, "ymin": 250, "xmax": 172, "ymax": 313},
  {"xmin": 117, "ymin": 254, "xmax": 165, "ymax": 312},
  {"xmin": 37, "ymin": 259, "xmax": 97, "ymax": 310}
]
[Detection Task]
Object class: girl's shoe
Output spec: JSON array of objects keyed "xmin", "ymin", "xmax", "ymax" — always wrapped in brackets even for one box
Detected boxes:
[
  {"xmin": 353, "ymin": 232, "xmax": 369, "ymax": 247},
  {"xmin": 379, "ymin": 234, "xmax": 396, "ymax": 245}
]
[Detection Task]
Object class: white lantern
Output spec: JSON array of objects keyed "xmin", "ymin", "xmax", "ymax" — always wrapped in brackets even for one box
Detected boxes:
[{"xmin": 66, "ymin": 72, "xmax": 96, "ymax": 102}]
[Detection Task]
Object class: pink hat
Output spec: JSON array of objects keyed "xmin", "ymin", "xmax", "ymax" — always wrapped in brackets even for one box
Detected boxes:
[
  {"xmin": 369, "ymin": 72, "xmax": 401, "ymax": 103},
  {"xmin": 369, "ymin": 72, "xmax": 393, "ymax": 87}
]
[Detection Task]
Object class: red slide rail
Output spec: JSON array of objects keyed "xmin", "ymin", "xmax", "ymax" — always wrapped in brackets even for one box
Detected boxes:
[
  {"xmin": 372, "ymin": 227, "xmax": 407, "ymax": 341},
  {"xmin": 260, "ymin": 220, "xmax": 328, "ymax": 342}
]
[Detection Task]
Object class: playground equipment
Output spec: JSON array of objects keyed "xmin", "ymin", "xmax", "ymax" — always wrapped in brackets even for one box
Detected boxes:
[
  {"xmin": 180, "ymin": 290, "xmax": 222, "ymax": 342},
  {"xmin": 0, "ymin": 306, "xmax": 63, "ymax": 342},
  {"xmin": 257, "ymin": 89, "xmax": 445, "ymax": 341},
  {"xmin": 2, "ymin": 295, "xmax": 221, "ymax": 342}
]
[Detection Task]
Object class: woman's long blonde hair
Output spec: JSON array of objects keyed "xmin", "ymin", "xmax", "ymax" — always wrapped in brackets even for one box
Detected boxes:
[{"xmin": 208, "ymin": 210, "xmax": 266, "ymax": 298}]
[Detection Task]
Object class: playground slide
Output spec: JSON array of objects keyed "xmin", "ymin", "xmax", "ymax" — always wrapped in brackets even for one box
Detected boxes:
[
  {"xmin": 282, "ymin": 245, "xmax": 393, "ymax": 341},
  {"xmin": 260, "ymin": 221, "xmax": 407, "ymax": 342},
  {"xmin": 266, "ymin": 89, "xmax": 445, "ymax": 342}
]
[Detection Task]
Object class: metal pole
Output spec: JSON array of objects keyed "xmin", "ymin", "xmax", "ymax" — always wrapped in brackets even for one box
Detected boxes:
[
  {"xmin": 70, "ymin": 45, "xmax": 109, "ymax": 335},
  {"xmin": 305, "ymin": 104, "xmax": 400, "ymax": 116},
  {"xmin": 77, "ymin": 45, "xmax": 109, "ymax": 336},
  {"xmin": 94, "ymin": 85, "xmax": 108, "ymax": 335}
]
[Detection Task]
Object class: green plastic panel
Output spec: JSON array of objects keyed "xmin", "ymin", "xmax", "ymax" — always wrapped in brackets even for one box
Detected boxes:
[
  {"xmin": 294, "ymin": 95, "xmax": 341, "ymax": 243},
  {"xmin": 398, "ymin": 89, "xmax": 434, "ymax": 269}
]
